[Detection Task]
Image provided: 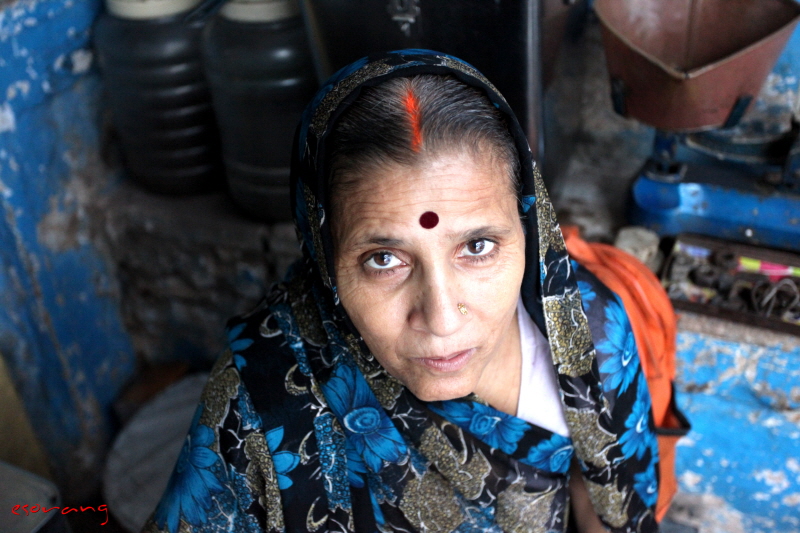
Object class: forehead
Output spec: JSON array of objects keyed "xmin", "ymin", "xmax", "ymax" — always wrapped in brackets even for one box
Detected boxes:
[{"xmin": 331, "ymin": 151, "xmax": 519, "ymax": 245}]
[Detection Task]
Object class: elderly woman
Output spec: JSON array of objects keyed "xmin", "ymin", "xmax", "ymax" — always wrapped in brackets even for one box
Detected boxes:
[{"xmin": 144, "ymin": 50, "xmax": 659, "ymax": 533}]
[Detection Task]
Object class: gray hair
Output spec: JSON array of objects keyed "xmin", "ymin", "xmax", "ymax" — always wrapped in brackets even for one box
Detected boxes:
[{"xmin": 328, "ymin": 74, "xmax": 521, "ymax": 202}]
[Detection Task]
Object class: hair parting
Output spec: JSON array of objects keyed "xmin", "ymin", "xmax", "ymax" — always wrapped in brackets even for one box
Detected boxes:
[
  {"xmin": 328, "ymin": 75, "xmax": 521, "ymax": 209},
  {"xmin": 402, "ymin": 88, "xmax": 423, "ymax": 152}
]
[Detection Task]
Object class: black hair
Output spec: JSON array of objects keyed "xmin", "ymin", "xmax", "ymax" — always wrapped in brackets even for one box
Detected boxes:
[{"xmin": 328, "ymin": 74, "xmax": 521, "ymax": 203}]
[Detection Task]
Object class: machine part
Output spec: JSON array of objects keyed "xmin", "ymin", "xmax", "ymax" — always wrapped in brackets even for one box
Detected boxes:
[
  {"xmin": 633, "ymin": 123, "xmax": 800, "ymax": 250},
  {"xmin": 629, "ymin": 163, "xmax": 800, "ymax": 253},
  {"xmin": 643, "ymin": 131, "xmax": 688, "ymax": 182},
  {"xmin": 595, "ymin": 0, "xmax": 800, "ymax": 131},
  {"xmin": 662, "ymin": 234, "xmax": 800, "ymax": 334},
  {"xmin": 712, "ymin": 250, "xmax": 738, "ymax": 270},
  {"xmin": 781, "ymin": 127, "xmax": 800, "ymax": 191},
  {"xmin": 752, "ymin": 277, "xmax": 800, "ymax": 317},
  {"xmin": 653, "ymin": 131, "xmax": 680, "ymax": 164},
  {"xmin": 689, "ymin": 263, "xmax": 720, "ymax": 288},
  {"xmin": 642, "ymin": 158, "xmax": 688, "ymax": 184},
  {"xmin": 722, "ymin": 95, "xmax": 754, "ymax": 129},
  {"xmin": 668, "ymin": 251, "xmax": 695, "ymax": 283},
  {"xmin": 610, "ymin": 77, "xmax": 627, "ymax": 116},
  {"xmin": 684, "ymin": 129, "xmax": 795, "ymax": 167}
]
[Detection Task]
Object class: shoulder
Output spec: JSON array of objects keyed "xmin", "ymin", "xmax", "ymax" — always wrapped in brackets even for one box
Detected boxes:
[
  {"xmin": 570, "ymin": 259, "xmax": 619, "ymax": 313},
  {"xmin": 570, "ymin": 260, "xmax": 634, "ymax": 337},
  {"xmin": 222, "ymin": 298, "xmax": 316, "ymax": 430},
  {"xmin": 571, "ymin": 260, "xmax": 643, "ymax": 396}
]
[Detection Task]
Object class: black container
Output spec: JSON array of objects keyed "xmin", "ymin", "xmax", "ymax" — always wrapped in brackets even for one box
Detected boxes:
[
  {"xmin": 202, "ymin": 0, "xmax": 317, "ymax": 221},
  {"xmin": 94, "ymin": 0, "xmax": 223, "ymax": 194}
]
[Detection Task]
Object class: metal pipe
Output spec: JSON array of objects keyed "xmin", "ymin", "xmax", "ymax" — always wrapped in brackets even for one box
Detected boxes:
[{"xmin": 525, "ymin": 0, "xmax": 545, "ymax": 168}]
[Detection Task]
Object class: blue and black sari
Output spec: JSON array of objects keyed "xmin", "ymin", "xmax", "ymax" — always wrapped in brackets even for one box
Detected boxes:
[{"xmin": 143, "ymin": 50, "xmax": 659, "ymax": 533}]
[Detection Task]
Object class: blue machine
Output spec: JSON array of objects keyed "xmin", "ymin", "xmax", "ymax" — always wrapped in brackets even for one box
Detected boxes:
[{"xmin": 628, "ymin": 29, "xmax": 800, "ymax": 253}]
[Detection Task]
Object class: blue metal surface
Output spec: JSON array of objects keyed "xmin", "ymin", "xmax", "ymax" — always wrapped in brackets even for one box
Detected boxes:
[
  {"xmin": 675, "ymin": 331, "xmax": 800, "ymax": 533},
  {"xmin": 630, "ymin": 173, "xmax": 800, "ymax": 252},
  {"xmin": 0, "ymin": 0, "xmax": 135, "ymax": 500}
]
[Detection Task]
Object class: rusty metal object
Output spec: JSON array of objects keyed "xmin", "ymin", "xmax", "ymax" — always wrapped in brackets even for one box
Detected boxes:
[{"xmin": 595, "ymin": 0, "xmax": 800, "ymax": 131}]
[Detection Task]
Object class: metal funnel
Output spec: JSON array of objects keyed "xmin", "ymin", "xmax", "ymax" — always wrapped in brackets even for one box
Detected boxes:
[{"xmin": 595, "ymin": 0, "xmax": 800, "ymax": 131}]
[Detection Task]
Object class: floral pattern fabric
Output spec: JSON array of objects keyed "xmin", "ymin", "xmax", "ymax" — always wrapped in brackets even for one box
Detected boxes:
[{"xmin": 143, "ymin": 50, "xmax": 659, "ymax": 533}]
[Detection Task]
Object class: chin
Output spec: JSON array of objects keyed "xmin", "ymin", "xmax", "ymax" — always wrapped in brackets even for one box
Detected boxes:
[{"xmin": 406, "ymin": 379, "xmax": 475, "ymax": 403}]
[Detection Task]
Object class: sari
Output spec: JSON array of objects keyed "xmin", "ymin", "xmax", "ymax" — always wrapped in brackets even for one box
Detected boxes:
[{"xmin": 143, "ymin": 50, "xmax": 659, "ymax": 533}]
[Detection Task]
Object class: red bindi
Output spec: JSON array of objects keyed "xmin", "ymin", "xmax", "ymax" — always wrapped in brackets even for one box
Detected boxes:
[{"xmin": 419, "ymin": 211, "xmax": 439, "ymax": 229}]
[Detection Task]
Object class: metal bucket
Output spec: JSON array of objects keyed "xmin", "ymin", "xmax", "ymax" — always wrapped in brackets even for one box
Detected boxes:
[{"xmin": 595, "ymin": 0, "xmax": 800, "ymax": 131}]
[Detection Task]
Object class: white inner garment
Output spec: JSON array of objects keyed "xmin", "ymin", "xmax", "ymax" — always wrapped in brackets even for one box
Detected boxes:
[{"xmin": 516, "ymin": 298, "xmax": 571, "ymax": 437}]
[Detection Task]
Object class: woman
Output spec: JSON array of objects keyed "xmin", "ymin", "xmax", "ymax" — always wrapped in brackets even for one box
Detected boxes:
[{"xmin": 144, "ymin": 50, "xmax": 659, "ymax": 533}]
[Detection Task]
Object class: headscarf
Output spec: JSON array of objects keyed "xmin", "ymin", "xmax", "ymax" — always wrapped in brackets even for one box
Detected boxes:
[
  {"xmin": 285, "ymin": 49, "xmax": 657, "ymax": 531},
  {"xmin": 148, "ymin": 49, "xmax": 659, "ymax": 533}
]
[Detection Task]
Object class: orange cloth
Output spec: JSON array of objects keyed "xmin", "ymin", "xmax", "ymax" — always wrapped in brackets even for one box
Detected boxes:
[{"xmin": 563, "ymin": 225, "xmax": 682, "ymax": 522}]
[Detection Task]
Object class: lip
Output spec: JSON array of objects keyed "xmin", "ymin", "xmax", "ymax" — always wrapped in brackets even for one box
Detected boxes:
[{"xmin": 416, "ymin": 348, "xmax": 475, "ymax": 373}]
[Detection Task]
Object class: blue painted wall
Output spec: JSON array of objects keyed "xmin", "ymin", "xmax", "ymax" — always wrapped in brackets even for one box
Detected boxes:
[{"xmin": 0, "ymin": 0, "xmax": 135, "ymax": 500}]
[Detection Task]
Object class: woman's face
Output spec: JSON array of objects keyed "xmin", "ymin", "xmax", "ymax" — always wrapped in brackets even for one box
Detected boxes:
[{"xmin": 332, "ymin": 150, "xmax": 526, "ymax": 402}]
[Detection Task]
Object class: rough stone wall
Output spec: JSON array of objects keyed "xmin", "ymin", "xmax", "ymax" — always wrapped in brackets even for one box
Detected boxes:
[{"xmin": 101, "ymin": 181, "xmax": 301, "ymax": 366}]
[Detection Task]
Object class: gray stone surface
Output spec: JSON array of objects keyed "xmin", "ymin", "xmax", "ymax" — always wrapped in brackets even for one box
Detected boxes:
[
  {"xmin": 546, "ymin": 19, "xmax": 654, "ymax": 243},
  {"xmin": 102, "ymin": 181, "xmax": 301, "ymax": 365},
  {"xmin": 665, "ymin": 493, "xmax": 746, "ymax": 533}
]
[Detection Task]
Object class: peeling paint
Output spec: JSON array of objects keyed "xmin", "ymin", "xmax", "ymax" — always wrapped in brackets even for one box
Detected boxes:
[
  {"xmin": 0, "ymin": 0, "xmax": 134, "ymax": 502},
  {"xmin": 5, "ymin": 79, "xmax": 30, "ymax": 99},
  {"xmin": 0, "ymin": 101, "xmax": 15, "ymax": 132},
  {"xmin": 677, "ymin": 332, "xmax": 800, "ymax": 411},
  {"xmin": 37, "ymin": 204, "xmax": 80, "ymax": 251},
  {"xmin": 754, "ymin": 469, "xmax": 790, "ymax": 494},
  {"xmin": 676, "ymin": 330, "xmax": 800, "ymax": 532},
  {"xmin": 667, "ymin": 493, "xmax": 747, "ymax": 533},
  {"xmin": 680, "ymin": 470, "xmax": 703, "ymax": 489},
  {"xmin": 69, "ymin": 47, "xmax": 91, "ymax": 74}
]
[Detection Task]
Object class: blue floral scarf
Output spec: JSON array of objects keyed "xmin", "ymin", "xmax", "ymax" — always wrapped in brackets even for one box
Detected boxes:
[{"xmin": 145, "ymin": 50, "xmax": 659, "ymax": 533}]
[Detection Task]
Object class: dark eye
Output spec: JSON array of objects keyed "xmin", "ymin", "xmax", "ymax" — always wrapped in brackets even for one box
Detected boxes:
[
  {"xmin": 462, "ymin": 239, "xmax": 495, "ymax": 257},
  {"xmin": 375, "ymin": 252, "xmax": 393, "ymax": 266},
  {"xmin": 365, "ymin": 251, "xmax": 402, "ymax": 270},
  {"xmin": 467, "ymin": 240, "xmax": 486, "ymax": 254}
]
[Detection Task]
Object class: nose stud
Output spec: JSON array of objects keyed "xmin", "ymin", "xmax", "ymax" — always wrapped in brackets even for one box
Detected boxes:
[{"xmin": 457, "ymin": 303, "xmax": 468, "ymax": 315}]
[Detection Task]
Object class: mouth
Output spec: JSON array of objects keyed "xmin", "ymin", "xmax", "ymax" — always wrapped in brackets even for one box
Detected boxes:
[{"xmin": 416, "ymin": 348, "xmax": 475, "ymax": 373}]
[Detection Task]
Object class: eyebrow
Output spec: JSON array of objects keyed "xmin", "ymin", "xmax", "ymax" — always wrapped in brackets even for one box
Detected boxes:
[
  {"xmin": 451, "ymin": 225, "xmax": 513, "ymax": 242},
  {"xmin": 355, "ymin": 236, "xmax": 406, "ymax": 248},
  {"xmin": 353, "ymin": 225, "xmax": 513, "ymax": 249}
]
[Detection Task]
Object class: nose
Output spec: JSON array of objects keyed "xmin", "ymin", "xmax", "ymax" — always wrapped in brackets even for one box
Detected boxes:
[{"xmin": 409, "ymin": 264, "xmax": 468, "ymax": 337}]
